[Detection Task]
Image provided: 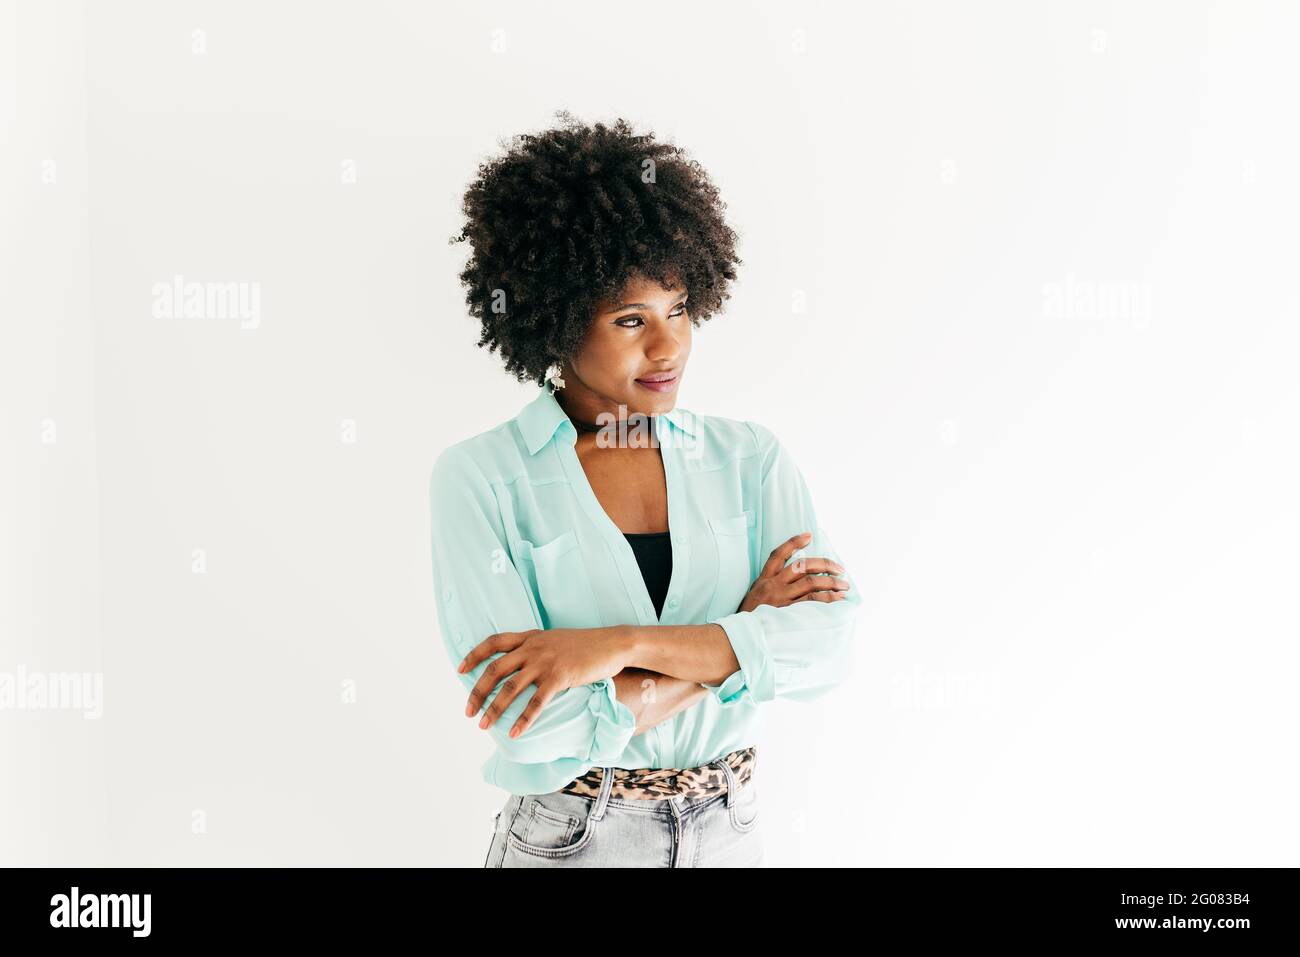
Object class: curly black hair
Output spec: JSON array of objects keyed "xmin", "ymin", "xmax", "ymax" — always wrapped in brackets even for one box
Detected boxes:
[{"xmin": 448, "ymin": 110, "xmax": 742, "ymax": 386}]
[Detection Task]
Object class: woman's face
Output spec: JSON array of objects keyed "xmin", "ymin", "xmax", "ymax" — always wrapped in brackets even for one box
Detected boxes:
[{"xmin": 559, "ymin": 272, "xmax": 692, "ymax": 422}]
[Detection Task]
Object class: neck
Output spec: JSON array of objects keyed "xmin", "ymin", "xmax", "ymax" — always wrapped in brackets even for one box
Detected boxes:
[
  {"xmin": 556, "ymin": 393, "xmax": 649, "ymax": 430},
  {"xmin": 555, "ymin": 394, "xmax": 659, "ymax": 446}
]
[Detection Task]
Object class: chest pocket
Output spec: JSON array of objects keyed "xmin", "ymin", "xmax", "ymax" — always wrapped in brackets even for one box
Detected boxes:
[
  {"xmin": 518, "ymin": 530, "xmax": 604, "ymax": 630},
  {"xmin": 705, "ymin": 509, "xmax": 755, "ymax": 621}
]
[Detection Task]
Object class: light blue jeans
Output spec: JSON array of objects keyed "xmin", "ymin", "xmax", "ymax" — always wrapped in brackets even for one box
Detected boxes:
[{"xmin": 483, "ymin": 755, "xmax": 762, "ymax": 867}]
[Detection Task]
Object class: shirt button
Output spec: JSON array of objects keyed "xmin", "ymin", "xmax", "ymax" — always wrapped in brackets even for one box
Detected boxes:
[
  {"xmin": 443, "ymin": 588, "xmax": 453, "ymax": 602},
  {"xmin": 667, "ymin": 597, "xmax": 679, "ymax": 609}
]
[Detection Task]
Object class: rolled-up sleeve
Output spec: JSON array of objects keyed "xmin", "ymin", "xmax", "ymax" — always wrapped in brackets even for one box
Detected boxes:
[
  {"xmin": 429, "ymin": 445, "xmax": 637, "ymax": 784},
  {"xmin": 702, "ymin": 422, "xmax": 863, "ymax": 705}
]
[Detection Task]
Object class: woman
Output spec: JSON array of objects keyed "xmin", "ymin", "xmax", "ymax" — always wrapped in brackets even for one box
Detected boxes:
[{"xmin": 430, "ymin": 112, "xmax": 863, "ymax": 867}]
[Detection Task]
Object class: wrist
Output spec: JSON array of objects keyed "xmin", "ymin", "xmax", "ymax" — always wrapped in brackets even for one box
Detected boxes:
[{"xmin": 608, "ymin": 624, "xmax": 647, "ymax": 670}]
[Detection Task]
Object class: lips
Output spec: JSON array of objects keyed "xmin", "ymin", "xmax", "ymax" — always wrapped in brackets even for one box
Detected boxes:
[{"xmin": 635, "ymin": 371, "xmax": 679, "ymax": 392}]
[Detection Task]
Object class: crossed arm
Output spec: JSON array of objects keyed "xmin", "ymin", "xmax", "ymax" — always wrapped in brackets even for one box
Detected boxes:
[
  {"xmin": 431, "ymin": 423, "xmax": 861, "ymax": 768},
  {"xmin": 456, "ymin": 527, "xmax": 854, "ymax": 740},
  {"xmin": 459, "ymin": 623, "xmax": 742, "ymax": 739},
  {"xmin": 599, "ymin": 615, "xmax": 786, "ymax": 733},
  {"xmin": 610, "ymin": 663, "xmax": 714, "ymax": 736}
]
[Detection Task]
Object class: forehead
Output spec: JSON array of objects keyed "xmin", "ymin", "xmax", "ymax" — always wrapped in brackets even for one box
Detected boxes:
[{"xmin": 597, "ymin": 272, "xmax": 687, "ymax": 310}]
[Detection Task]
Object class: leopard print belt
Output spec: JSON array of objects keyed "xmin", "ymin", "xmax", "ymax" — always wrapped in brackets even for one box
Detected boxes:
[{"xmin": 557, "ymin": 746, "xmax": 756, "ymax": 801}]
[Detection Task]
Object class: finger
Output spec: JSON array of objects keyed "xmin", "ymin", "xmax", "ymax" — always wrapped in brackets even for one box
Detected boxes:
[
  {"xmin": 508, "ymin": 682, "xmax": 560, "ymax": 739},
  {"xmin": 777, "ymin": 556, "xmax": 845, "ymax": 582},
  {"xmin": 794, "ymin": 590, "xmax": 847, "ymax": 602},
  {"xmin": 808, "ymin": 573, "xmax": 850, "ymax": 592},
  {"xmin": 465, "ymin": 648, "xmax": 527, "ymax": 717},
  {"xmin": 477, "ymin": 666, "xmax": 540, "ymax": 731},
  {"xmin": 787, "ymin": 575, "xmax": 851, "ymax": 600},
  {"xmin": 759, "ymin": 531, "xmax": 813, "ymax": 579},
  {"xmin": 457, "ymin": 630, "xmax": 526, "ymax": 677}
]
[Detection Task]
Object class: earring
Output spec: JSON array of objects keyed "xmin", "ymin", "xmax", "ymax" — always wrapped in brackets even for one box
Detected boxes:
[{"xmin": 545, "ymin": 362, "xmax": 566, "ymax": 393}]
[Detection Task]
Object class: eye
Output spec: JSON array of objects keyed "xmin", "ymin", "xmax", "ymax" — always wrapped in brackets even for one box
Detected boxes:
[{"xmin": 614, "ymin": 304, "xmax": 688, "ymax": 328}]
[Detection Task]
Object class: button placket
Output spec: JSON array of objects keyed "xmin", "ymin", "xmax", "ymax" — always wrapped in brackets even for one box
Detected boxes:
[{"xmin": 657, "ymin": 419, "xmax": 690, "ymax": 625}]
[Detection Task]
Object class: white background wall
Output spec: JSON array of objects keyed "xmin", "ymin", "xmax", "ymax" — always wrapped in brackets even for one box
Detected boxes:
[{"xmin": 3, "ymin": 0, "xmax": 1296, "ymax": 866}]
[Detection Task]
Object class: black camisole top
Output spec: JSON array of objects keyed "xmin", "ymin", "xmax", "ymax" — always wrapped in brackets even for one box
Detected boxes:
[{"xmin": 623, "ymin": 530, "xmax": 673, "ymax": 619}]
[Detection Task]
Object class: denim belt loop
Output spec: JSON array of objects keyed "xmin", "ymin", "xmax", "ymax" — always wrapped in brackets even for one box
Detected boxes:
[
  {"xmin": 712, "ymin": 753, "xmax": 741, "ymax": 809},
  {"xmin": 590, "ymin": 764, "xmax": 616, "ymax": 821}
]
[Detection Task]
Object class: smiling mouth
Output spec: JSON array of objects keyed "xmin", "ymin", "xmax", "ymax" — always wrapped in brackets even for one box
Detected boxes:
[{"xmin": 634, "ymin": 375, "xmax": 678, "ymax": 393}]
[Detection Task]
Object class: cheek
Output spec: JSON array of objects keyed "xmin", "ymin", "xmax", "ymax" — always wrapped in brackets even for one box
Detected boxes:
[{"xmin": 572, "ymin": 337, "xmax": 639, "ymax": 385}]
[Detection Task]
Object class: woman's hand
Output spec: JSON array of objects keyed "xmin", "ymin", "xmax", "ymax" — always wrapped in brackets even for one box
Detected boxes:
[
  {"xmin": 456, "ymin": 626, "xmax": 630, "ymax": 739},
  {"xmin": 737, "ymin": 531, "xmax": 851, "ymax": 613}
]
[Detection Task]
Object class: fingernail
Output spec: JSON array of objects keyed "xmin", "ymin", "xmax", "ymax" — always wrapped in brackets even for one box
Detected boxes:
[
  {"xmin": 478, "ymin": 716, "xmax": 489, "ymax": 729},
  {"xmin": 509, "ymin": 726, "xmax": 520, "ymax": 738}
]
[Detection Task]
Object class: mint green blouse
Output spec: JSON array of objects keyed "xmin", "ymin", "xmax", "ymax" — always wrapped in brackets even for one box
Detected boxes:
[{"xmin": 428, "ymin": 385, "xmax": 863, "ymax": 795}]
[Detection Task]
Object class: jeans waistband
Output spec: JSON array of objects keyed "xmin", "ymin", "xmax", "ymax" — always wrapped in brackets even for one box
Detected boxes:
[{"xmin": 557, "ymin": 746, "xmax": 756, "ymax": 802}]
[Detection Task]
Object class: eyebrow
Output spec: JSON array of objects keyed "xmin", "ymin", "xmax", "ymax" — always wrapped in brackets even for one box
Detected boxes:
[{"xmin": 609, "ymin": 292, "xmax": 688, "ymax": 312}]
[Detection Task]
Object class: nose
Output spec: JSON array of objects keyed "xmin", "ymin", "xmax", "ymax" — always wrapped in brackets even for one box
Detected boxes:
[{"xmin": 646, "ymin": 321, "xmax": 683, "ymax": 364}]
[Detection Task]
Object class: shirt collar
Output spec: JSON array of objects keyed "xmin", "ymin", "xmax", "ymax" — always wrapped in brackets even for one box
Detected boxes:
[{"xmin": 517, "ymin": 385, "xmax": 698, "ymax": 456}]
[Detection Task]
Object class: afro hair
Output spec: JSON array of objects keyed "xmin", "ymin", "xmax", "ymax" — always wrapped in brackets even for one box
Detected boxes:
[{"xmin": 448, "ymin": 110, "xmax": 742, "ymax": 386}]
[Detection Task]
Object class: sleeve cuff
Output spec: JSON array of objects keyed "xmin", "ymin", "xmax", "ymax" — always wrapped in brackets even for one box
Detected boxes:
[
  {"xmin": 702, "ymin": 667, "xmax": 749, "ymax": 705},
  {"xmin": 706, "ymin": 612, "xmax": 775, "ymax": 704},
  {"xmin": 585, "ymin": 676, "xmax": 638, "ymax": 764}
]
